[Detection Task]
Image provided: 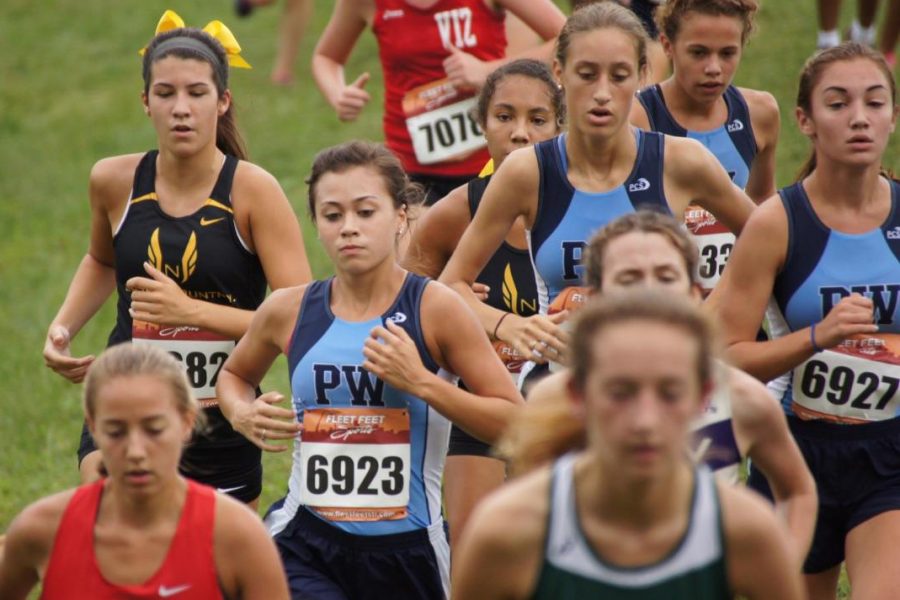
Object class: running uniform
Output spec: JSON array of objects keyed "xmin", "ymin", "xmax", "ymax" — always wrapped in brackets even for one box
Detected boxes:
[
  {"xmin": 520, "ymin": 131, "xmax": 668, "ymax": 388},
  {"xmin": 748, "ymin": 179, "xmax": 900, "ymax": 573},
  {"xmin": 533, "ymin": 454, "xmax": 730, "ymax": 599},
  {"xmin": 77, "ymin": 151, "xmax": 265, "ymax": 502},
  {"xmin": 449, "ymin": 174, "xmax": 538, "ymax": 457},
  {"xmin": 637, "ymin": 84, "xmax": 756, "ymax": 293},
  {"xmin": 41, "ymin": 479, "xmax": 222, "ymax": 599},
  {"xmin": 373, "ymin": 0, "xmax": 506, "ymax": 201},
  {"xmin": 267, "ymin": 274, "xmax": 451, "ymax": 599},
  {"xmin": 693, "ymin": 383, "xmax": 741, "ymax": 484}
]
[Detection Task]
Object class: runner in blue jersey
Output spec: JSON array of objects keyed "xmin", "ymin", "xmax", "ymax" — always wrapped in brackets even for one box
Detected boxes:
[
  {"xmin": 716, "ymin": 43, "xmax": 900, "ymax": 599},
  {"xmin": 439, "ymin": 2, "xmax": 755, "ymax": 371},
  {"xmin": 452, "ymin": 291, "xmax": 804, "ymax": 600},
  {"xmin": 630, "ymin": 0, "xmax": 779, "ymax": 294},
  {"xmin": 404, "ymin": 59, "xmax": 563, "ymax": 553},
  {"xmin": 499, "ymin": 210, "xmax": 816, "ymax": 562},
  {"xmin": 216, "ymin": 141, "xmax": 523, "ymax": 599}
]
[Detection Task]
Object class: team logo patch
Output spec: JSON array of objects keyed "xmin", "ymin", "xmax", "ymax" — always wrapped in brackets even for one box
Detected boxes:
[
  {"xmin": 886, "ymin": 227, "xmax": 900, "ymax": 240},
  {"xmin": 628, "ymin": 177, "xmax": 651, "ymax": 193},
  {"xmin": 383, "ymin": 8, "xmax": 403, "ymax": 20},
  {"xmin": 727, "ymin": 119, "xmax": 744, "ymax": 133},
  {"xmin": 387, "ymin": 312, "xmax": 407, "ymax": 324},
  {"xmin": 147, "ymin": 227, "xmax": 198, "ymax": 284}
]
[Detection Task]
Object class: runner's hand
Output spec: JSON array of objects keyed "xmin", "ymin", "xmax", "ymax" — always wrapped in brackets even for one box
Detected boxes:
[
  {"xmin": 814, "ymin": 293, "xmax": 879, "ymax": 349},
  {"xmin": 497, "ymin": 312, "xmax": 570, "ymax": 365},
  {"xmin": 472, "ymin": 282, "xmax": 490, "ymax": 302},
  {"xmin": 43, "ymin": 324, "xmax": 94, "ymax": 383},
  {"xmin": 126, "ymin": 262, "xmax": 198, "ymax": 326},
  {"xmin": 228, "ymin": 391, "xmax": 301, "ymax": 453},
  {"xmin": 363, "ymin": 321, "xmax": 430, "ymax": 394},
  {"xmin": 443, "ymin": 45, "xmax": 490, "ymax": 90},
  {"xmin": 333, "ymin": 72, "xmax": 371, "ymax": 122}
]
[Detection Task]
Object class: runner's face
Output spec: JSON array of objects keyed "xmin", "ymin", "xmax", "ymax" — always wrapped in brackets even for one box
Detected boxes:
[
  {"xmin": 143, "ymin": 56, "xmax": 229, "ymax": 157},
  {"xmin": 579, "ymin": 321, "xmax": 704, "ymax": 479},
  {"xmin": 799, "ymin": 58, "xmax": 897, "ymax": 169},
  {"xmin": 601, "ymin": 232, "xmax": 693, "ymax": 296},
  {"xmin": 483, "ymin": 75, "xmax": 559, "ymax": 166},
  {"xmin": 665, "ymin": 13, "xmax": 743, "ymax": 104},
  {"xmin": 89, "ymin": 374, "xmax": 192, "ymax": 496},
  {"xmin": 555, "ymin": 28, "xmax": 642, "ymax": 137},
  {"xmin": 314, "ymin": 166, "xmax": 407, "ymax": 274}
]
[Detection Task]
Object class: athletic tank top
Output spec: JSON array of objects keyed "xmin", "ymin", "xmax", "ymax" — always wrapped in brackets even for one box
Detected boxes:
[
  {"xmin": 266, "ymin": 274, "xmax": 451, "ymax": 537},
  {"xmin": 41, "ymin": 480, "xmax": 222, "ymax": 600},
  {"xmin": 529, "ymin": 131, "xmax": 669, "ymax": 311},
  {"xmin": 533, "ymin": 455, "xmax": 730, "ymax": 599},
  {"xmin": 469, "ymin": 174, "xmax": 538, "ymax": 374},
  {"xmin": 768, "ymin": 180, "xmax": 900, "ymax": 423},
  {"xmin": 638, "ymin": 84, "xmax": 756, "ymax": 293},
  {"xmin": 111, "ymin": 151, "xmax": 266, "ymax": 448},
  {"xmin": 373, "ymin": 0, "xmax": 506, "ymax": 177},
  {"xmin": 693, "ymin": 380, "xmax": 741, "ymax": 484}
]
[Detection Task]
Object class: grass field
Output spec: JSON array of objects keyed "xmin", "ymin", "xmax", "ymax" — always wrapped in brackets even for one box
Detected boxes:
[{"xmin": 1, "ymin": 0, "xmax": 897, "ymax": 596}]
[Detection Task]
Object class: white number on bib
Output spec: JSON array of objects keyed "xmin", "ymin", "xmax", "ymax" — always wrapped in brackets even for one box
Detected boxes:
[
  {"xmin": 299, "ymin": 408, "xmax": 411, "ymax": 521},
  {"xmin": 792, "ymin": 335, "xmax": 900, "ymax": 423},
  {"xmin": 132, "ymin": 320, "xmax": 234, "ymax": 404}
]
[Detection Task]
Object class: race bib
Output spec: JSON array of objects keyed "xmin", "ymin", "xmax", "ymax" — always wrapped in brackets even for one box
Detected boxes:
[
  {"xmin": 791, "ymin": 334, "xmax": 900, "ymax": 424},
  {"xmin": 132, "ymin": 320, "xmax": 234, "ymax": 406},
  {"xmin": 493, "ymin": 340, "xmax": 526, "ymax": 375},
  {"xmin": 403, "ymin": 78, "xmax": 485, "ymax": 165},
  {"xmin": 299, "ymin": 408, "xmax": 411, "ymax": 522},
  {"xmin": 684, "ymin": 205, "xmax": 734, "ymax": 294}
]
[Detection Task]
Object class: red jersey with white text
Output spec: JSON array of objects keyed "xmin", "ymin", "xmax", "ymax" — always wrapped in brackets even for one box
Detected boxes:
[
  {"xmin": 373, "ymin": 0, "xmax": 506, "ymax": 176},
  {"xmin": 41, "ymin": 480, "xmax": 223, "ymax": 600}
]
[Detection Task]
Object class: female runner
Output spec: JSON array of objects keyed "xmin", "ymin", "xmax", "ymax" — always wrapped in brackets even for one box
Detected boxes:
[
  {"xmin": 404, "ymin": 59, "xmax": 562, "ymax": 549},
  {"xmin": 310, "ymin": 0, "xmax": 566, "ymax": 205},
  {"xmin": 216, "ymin": 140, "xmax": 523, "ymax": 599},
  {"xmin": 452, "ymin": 291, "xmax": 805, "ymax": 599},
  {"xmin": 500, "ymin": 210, "xmax": 817, "ymax": 562},
  {"xmin": 438, "ymin": 2, "xmax": 755, "ymax": 374},
  {"xmin": 0, "ymin": 344, "xmax": 289, "ymax": 599},
  {"xmin": 716, "ymin": 43, "xmax": 900, "ymax": 599},
  {"xmin": 631, "ymin": 0, "xmax": 779, "ymax": 294},
  {"xmin": 41, "ymin": 11, "xmax": 311, "ymax": 504}
]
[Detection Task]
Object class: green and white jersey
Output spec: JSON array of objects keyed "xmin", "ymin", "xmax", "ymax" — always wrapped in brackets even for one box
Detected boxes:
[{"xmin": 532, "ymin": 454, "xmax": 730, "ymax": 599}]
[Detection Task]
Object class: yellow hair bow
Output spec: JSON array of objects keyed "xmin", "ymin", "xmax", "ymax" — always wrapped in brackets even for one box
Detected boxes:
[{"xmin": 139, "ymin": 9, "xmax": 252, "ymax": 69}]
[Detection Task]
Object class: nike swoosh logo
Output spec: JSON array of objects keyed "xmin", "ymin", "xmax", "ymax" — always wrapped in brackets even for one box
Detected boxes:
[
  {"xmin": 200, "ymin": 217, "xmax": 225, "ymax": 226},
  {"xmin": 159, "ymin": 584, "xmax": 192, "ymax": 597},
  {"xmin": 217, "ymin": 484, "xmax": 246, "ymax": 494}
]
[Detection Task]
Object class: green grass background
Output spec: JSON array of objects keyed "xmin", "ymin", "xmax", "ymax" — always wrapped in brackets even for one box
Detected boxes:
[{"xmin": 1, "ymin": 0, "xmax": 898, "ymax": 595}]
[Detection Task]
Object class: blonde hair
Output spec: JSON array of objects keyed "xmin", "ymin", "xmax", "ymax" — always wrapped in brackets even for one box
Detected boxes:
[
  {"xmin": 84, "ymin": 344, "xmax": 203, "ymax": 428},
  {"xmin": 498, "ymin": 291, "xmax": 716, "ymax": 475}
]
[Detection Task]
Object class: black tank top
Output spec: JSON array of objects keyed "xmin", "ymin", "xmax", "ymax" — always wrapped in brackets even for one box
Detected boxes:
[
  {"xmin": 468, "ymin": 175, "xmax": 538, "ymax": 318},
  {"xmin": 110, "ymin": 151, "xmax": 267, "ymax": 447}
]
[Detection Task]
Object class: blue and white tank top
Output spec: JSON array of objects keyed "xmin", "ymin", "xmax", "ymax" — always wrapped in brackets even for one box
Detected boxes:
[
  {"xmin": 638, "ymin": 84, "xmax": 757, "ymax": 292},
  {"xmin": 529, "ymin": 130, "xmax": 669, "ymax": 312},
  {"xmin": 768, "ymin": 180, "xmax": 900, "ymax": 423},
  {"xmin": 266, "ymin": 274, "xmax": 451, "ymax": 536}
]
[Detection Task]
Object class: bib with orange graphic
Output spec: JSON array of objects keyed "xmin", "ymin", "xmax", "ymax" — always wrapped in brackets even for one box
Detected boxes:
[{"xmin": 402, "ymin": 78, "xmax": 484, "ymax": 165}]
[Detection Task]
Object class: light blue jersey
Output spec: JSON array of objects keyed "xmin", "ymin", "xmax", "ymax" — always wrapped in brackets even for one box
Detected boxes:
[
  {"xmin": 266, "ymin": 274, "xmax": 451, "ymax": 537},
  {"xmin": 769, "ymin": 181, "xmax": 900, "ymax": 423}
]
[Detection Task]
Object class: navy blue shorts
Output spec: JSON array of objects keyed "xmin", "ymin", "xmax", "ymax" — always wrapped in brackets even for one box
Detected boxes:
[
  {"xmin": 273, "ymin": 508, "xmax": 449, "ymax": 600},
  {"xmin": 448, "ymin": 424, "xmax": 493, "ymax": 457},
  {"xmin": 748, "ymin": 415, "xmax": 900, "ymax": 573}
]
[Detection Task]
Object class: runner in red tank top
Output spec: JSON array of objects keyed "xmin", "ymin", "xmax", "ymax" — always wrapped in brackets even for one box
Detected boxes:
[
  {"xmin": 312, "ymin": 0, "xmax": 565, "ymax": 204},
  {"xmin": 0, "ymin": 345, "xmax": 288, "ymax": 600}
]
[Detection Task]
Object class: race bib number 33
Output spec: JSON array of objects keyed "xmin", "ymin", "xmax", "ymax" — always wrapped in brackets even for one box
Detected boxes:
[
  {"xmin": 403, "ymin": 78, "xmax": 484, "ymax": 165},
  {"xmin": 299, "ymin": 408, "xmax": 411, "ymax": 522},
  {"xmin": 792, "ymin": 334, "xmax": 900, "ymax": 423}
]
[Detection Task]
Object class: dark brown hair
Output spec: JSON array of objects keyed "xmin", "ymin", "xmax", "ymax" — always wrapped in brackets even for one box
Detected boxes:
[
  {"xmin": 584, "ymin": 210, "xmax": 699, "ymax": 290},
  {"xmin": 306, "ymin": 140, "xmax": 424, "ymax": 219},
  {"xmin": 556, "ymin": 2, "xmax": 649, "ymax": 73},
  {"xmin": 142, "ymin": 28, "xmax": 248, "ymax": 160},
  {"xmin": 796, "ymin": 42, "xmax": 896, "ymax": 180},
  {"xmin": 475, "ymin": 59, "xmax": 566, "ymax": 127},
  {"xmin": 656, "ymin": 0, "xmax": 758, "ymax": 44}
]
